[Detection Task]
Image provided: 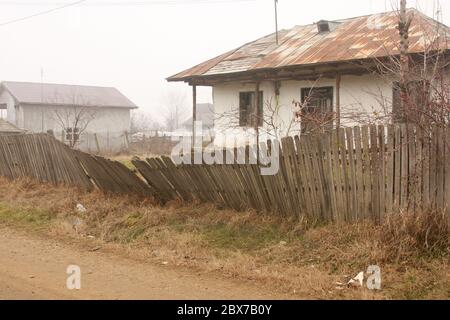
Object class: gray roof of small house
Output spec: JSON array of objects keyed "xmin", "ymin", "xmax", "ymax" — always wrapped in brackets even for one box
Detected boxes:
[
  {"xmin": 1, "ymin": 81, "xmax": 138, "ymax": 109},
  {"xmin": 0, "ymin": 119, "xmax": 25, "ymax": 134},
  {"xmin": 183, "ymin": 103, "xmax": 214, "ymax": 128}
]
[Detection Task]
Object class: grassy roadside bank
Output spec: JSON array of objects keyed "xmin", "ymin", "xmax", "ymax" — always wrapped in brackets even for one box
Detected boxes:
[{"xmin": 0, "ymin": 177, "xmax": 448, "ymax": 299}]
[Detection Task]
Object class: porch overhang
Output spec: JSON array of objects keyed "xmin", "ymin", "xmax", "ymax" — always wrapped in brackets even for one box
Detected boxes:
[
  {"xmin": 167, "ymin": 58, "xmax": 381, "ymax": 86},
  {"xmin": 167, "ymin": 50, "xmax": 450, "ymax": 86}
]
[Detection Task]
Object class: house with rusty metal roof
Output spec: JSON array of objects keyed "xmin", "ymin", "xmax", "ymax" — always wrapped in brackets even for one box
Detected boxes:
[
  {"xmin": 0, "ymin": 81, "xmax": 138, "ymax": 153},
  {"xmin": 168, "ymin": 9, "xmax": 450, "ymax": 145}
]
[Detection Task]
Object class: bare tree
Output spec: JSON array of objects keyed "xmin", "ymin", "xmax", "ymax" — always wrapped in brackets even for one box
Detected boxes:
[
  {"xmin": 215, "ymin": 79, "xmax": 335, "ymax": 141},
  {"xmin": 162, "ymin": 89, "xmax": 189, "ymax": 132},
  {"xmin": 215, "ymin": 0, "xmax": 450, "ymax": 145},
  {"xmin": 316, "ymin": 0, "xmax": 450, "ymax": 130},
  {"xmin": 51, "ymin": 93, "xmax": 97, "ymax": 148},
  {"xmin": 397, "ymin": 0, "xmax": 413, "ymax": 122},
  {"xmin": 291, "ymin": 100, "xmax": 336, "ymax": 135},
  {"xmin": 130, "ymin": 110, "xmax": 162, "ymax": 134},
  {"xmin": 370, "ymin": 0, "xmax": 450, "ymax": 128},
  {"xmin": 290, "ymin": 1, "xmax": 450, "ymax": 131}
]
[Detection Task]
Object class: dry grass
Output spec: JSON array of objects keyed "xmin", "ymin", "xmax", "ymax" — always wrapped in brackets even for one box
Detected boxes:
[
  {"xmin": 380, "ymin": 209, "xmax": 449, "ymax": 263},
  {"xmin": 0, "ymin": 177, "xmax": 448, "ymax": 300}
]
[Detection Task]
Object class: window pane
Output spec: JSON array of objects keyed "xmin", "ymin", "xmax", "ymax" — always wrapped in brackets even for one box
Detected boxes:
[
  {"xmin": 239, "ymin": 91, "xmax": 263, "ymax": 127},
  {"xmin": 239, "ymin": 92, "xmax": 251, "ymax": 127},
  {"xmin": 300, "ymin": 87, "xmax": 334, "ymax": 132}
]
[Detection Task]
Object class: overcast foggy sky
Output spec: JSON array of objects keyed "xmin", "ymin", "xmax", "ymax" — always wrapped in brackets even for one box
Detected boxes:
[{"xmin": 0, "ymin": 0, "xmax": 449, "ymax": 122}]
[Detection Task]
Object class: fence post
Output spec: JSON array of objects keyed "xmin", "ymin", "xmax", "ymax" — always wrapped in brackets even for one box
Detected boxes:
[
  {"xmin": 124, "ymin": 131, "xmax": 130, "ymax": 150},
  {"xmin": 107, "ymin": 131, "xmax": 110, "ymax": 154},
  {"xmin": 94, "ymin": 133, "xmax": 100, "ymax": 154}
]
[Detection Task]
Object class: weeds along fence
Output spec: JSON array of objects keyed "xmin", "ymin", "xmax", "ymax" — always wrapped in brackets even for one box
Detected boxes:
[{"xmin": 0, "ymin": 124, "xmax": 448, "ymax": 222}]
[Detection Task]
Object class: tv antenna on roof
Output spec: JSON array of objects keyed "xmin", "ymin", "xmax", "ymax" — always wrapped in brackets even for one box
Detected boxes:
[{"xmin": 274, "ymin": 0, "xmax": 279, "ymax": 45}]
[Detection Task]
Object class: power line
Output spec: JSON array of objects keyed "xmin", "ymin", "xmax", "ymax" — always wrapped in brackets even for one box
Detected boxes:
[
  {"xmin": 0, "ymin": 0, "xmax": 257, "ymax": 27},
  {"xmin": 0, "ymin": 0, "xmax": 256, "ymax": 6},
  {"xmin": 0, "ymin": 0, "xmax": 87, "ymax": 27}
]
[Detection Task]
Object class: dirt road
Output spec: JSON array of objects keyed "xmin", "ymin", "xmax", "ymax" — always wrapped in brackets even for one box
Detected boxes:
[{"xmin": 0, "ymin": 227, "xmax": 285, "ymax": 300}]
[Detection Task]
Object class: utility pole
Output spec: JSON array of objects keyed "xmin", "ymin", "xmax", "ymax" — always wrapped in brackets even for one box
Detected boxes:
[
  {"xmin": 274, "ymin": 0, "xmax": 279, "ymax": 45},
  {"xmin": 40, "ymin": 67, "xmax": 45, "ymax": 132}
]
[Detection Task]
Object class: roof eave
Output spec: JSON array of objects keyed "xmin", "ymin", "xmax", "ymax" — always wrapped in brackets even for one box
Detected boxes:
[
  {"xmin": 18, "ymin": 102, "xmax": 138, "ymax": 109},
  {"xmin": 171, "ymin": 59, "xmax": 377, "ymax": 85},
  {"xmin": 166, "ymin": 76, "xmax": 189, "ymax": 83},
  {"xmin": 169, "ymin": 50, "xmax": 450, "ymax": 85},
  {"xmin": 0, "ymin": 83, "xmax": 21, "ymax": 105}
]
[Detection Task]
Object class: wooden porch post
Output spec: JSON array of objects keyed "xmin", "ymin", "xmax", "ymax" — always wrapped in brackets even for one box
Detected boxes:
[
  {"xmin": 254, "ymin": 81, "xmax": 260, "ymax": 162},
  {"xmin": 336, "ymin": 73, "xmax": 341, "ymax": 129},
  {"xmin": 192, "ymin": 84, "xmax": 197, "ymax": 150}
]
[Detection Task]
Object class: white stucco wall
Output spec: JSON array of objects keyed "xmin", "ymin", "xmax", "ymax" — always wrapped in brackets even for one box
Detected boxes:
[
  {"xmin": 212, "ymin": 74, "xmax": 393, "ymax": 147},
  {"xmin": 0, "ymin": 87, "xmax": 133, "ymax": 153},
  {"xmin": 19, "ymin": 104, "xmax": 132, "ymax": 153},
  {"xmin": 19, "ymin": 104, "xmax": 131, "ymax": 134}
]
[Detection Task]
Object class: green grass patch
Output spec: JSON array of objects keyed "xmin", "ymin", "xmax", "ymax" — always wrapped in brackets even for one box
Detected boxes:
[
  {"xmin": 201, "ymin": 223, "xmax": 286, "ymax": 251},
  {"xmin": 164, "ymin": 214, "xmax": 289, "ymax": 251},
  {"xmin": 120, "ymin": 160, "xmax": 135, "ymax": 170},
  {"xmin": 0, "ymin": 202, "xmax": 54, "ymax": 231}
]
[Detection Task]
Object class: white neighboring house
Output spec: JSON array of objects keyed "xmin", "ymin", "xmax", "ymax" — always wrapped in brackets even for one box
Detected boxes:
[
  {"xmin": 168, "ymin": 9, "xmax": 450, "ymax": 147},
  {"xmin": 182, "ymin": 103, "xmax": 215, "ymax": 139},
  {"xmin": 0, "ymin": 81, "xmax": 138, "ymax": 153}
]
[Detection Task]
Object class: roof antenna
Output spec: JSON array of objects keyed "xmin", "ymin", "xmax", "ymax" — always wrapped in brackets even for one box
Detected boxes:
[
  {"xmin": 40, "ymin": 67, "xmax": 44, "ymax": 103},
  {"xmin": 274, "ymin": 0, "xmax": 279, "ymax": 45}
]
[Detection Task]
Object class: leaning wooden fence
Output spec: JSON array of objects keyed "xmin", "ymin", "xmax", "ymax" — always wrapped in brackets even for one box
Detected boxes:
[
  {"xmin": 132, "ymin": 124, "xmax": 450, "ymax": 222},
  {"xmin": 0, "ymin": 134, "xmax": 92, "ymax": 190},
  {"xmin": 0, "ymin": 134, "xmax": 153, "ymax": 197},
  {"xmin": 0, "ymin": 125, "xmax": 449, "ymax": 223}
]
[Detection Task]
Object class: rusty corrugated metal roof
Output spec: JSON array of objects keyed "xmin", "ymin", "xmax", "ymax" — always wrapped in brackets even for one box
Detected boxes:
[{"xmin": 168, "ymin": 9, "xmax": 450, "ymax": 82}]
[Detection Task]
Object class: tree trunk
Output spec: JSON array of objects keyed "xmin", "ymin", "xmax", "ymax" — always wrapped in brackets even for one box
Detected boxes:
[{"xmin": 397, "ymin": 0, "xmax": 412, "ymax": 123}]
